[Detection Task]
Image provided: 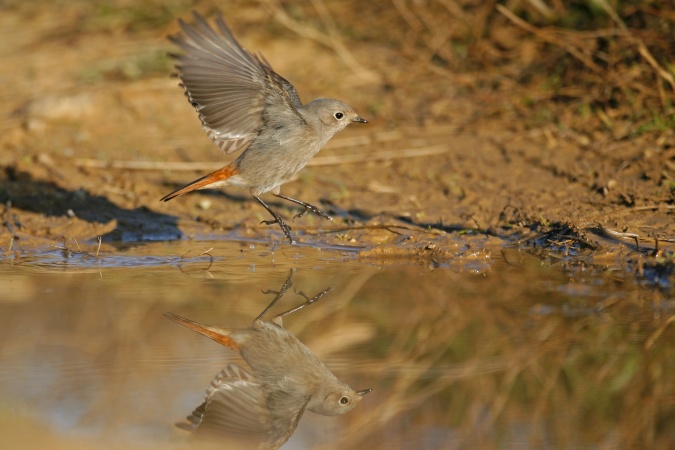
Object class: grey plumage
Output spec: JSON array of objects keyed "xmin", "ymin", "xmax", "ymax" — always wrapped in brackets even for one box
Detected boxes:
[
  {"xmin": 166, "ymin": 277, "xmax": 370, "ymax": 449},
  {"xmin": 170, "ymin": 12, "xmax": 303, "ymax": 155},
  {"xmin": 177, "ymin": 363, "xmax": 304, "ymax": 449},
  {"xmin": 162, "ymin": 12, "xmax": 367, "ymax": 243}
]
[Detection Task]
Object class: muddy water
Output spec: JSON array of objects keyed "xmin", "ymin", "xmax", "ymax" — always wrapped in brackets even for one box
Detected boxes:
[{"xmin": 0, "ymin": 241, "xmax": 673, "ymax": 449}]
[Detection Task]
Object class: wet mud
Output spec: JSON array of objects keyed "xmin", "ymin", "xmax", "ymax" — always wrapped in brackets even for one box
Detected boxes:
[{"xmin": 1, "ymin": 2, "xmax": 673, "ymax": 287}]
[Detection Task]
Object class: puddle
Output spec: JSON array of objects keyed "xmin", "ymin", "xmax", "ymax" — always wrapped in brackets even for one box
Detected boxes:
[{"xmin": 0, "ymin": 241, "xmax": 673, "ymax": 449}]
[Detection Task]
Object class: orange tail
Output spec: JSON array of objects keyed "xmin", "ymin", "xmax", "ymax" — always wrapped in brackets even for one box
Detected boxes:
[
  {"xmin": 164, "ymin": 312, "xmax": 239, "ymax": 350},
  {"xmin": 161, "ymin": 165, "xmax": 238, "ymax": 202}
]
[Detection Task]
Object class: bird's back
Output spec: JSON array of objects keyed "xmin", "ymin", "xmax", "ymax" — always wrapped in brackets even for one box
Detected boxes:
[
  {"xmin": 239, "ymin": 321, "xmax": 337, "ymax": 388},
  {"xmin": 233, "ymin": 111, "xmax": 321, "ymax": 194}
]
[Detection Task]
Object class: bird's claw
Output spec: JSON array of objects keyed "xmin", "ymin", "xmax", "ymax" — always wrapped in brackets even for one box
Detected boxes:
[
  {"xmin": 260, "ymin": 219, "xmax": 295, "ymax": 244},
  {"xmin": 293, "ymin": 205, "xmax": 332, "ymax": 221}
]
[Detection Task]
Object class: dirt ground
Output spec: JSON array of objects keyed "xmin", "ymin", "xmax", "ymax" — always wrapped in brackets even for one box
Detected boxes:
[{"xmin": 1, "ymin": 1, "xmax": 673, "ymax": 284}]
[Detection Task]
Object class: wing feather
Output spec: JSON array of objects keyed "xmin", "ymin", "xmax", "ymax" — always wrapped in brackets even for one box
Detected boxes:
[
  {"xmin": 177, "ymin": 363, "xmax": 308, "ymax": 448},
  {"xmin": 178, "ymin": 363, "xmax": 272, "ymax": 435},
  {"xmin": 170, "ymin": 12, "xmax": 304, "ymax": 155}
]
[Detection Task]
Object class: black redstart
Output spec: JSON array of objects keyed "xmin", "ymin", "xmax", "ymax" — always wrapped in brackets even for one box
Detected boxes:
[
  {"xmin": 165, "ymin": 273, "xmax": 370, "ymax": 447},
  {"xmin": 161, "ymin": 12, "xmax": 368, "ymax": 243}
]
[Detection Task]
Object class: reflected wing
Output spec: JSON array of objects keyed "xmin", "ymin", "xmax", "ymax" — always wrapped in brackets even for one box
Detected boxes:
[
  {"xmin": 177, "ymin": 363, "xmax": 272, "ymax": 436},
  {"xmin": 267, "ymin": 385, "xmax": 311, "ymax": 440},
  {"xmin": 171, "ymin": 12, "xmax": 304, "ymax": 154}
]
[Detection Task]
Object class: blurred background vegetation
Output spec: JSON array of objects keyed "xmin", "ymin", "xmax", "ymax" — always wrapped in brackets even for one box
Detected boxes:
[{"xmin": 6, "ymin": 0, "xmax": 673, "ymax": 136}]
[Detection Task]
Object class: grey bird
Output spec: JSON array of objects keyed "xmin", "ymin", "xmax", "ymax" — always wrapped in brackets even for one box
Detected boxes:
[
  {"xmin": 161, "ymin": 12, "xmax": 368, "ymax": 243},
  {"xmin": 165, "ymin": 274, "xmax": 371, "ymax": 448}
]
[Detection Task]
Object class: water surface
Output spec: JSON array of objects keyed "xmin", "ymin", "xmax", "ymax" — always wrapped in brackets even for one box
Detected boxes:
[{"xmin": 0, "ymin": 240, "xmax": 673, "ymax": 449}]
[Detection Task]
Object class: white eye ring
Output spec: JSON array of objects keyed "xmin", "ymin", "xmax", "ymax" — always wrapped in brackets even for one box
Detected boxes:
[
  {"xmin": 339, "ymin": 396, "xmax": 349, "ymax": 405},
  {"xmin": 334, "ymin": 112, "xmax": 344, "ymax": 120}
]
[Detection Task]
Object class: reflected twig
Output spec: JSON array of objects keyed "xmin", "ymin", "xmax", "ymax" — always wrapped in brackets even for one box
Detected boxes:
[
  {"xmin": 258, "ymin": 269, "xmax": 295, "ymax": 321},
  {"xmin": 50, "ymin": 237, "xmax": 106, "ymax": 278},
  {"xmin": 177, "ymin": 247, "xmax": 214, "ymax": 274},
  {"xmin": 644, "ymin": 315, "xmax": 675, "ymax": 350}
]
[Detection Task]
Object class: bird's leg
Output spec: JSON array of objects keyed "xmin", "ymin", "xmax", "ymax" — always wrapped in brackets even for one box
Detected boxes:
[
  {"xmin": 273, "ymin": 193, "xmax": 332, "ymax": 221},
  {"xmin": 271, "ymin": 286, "xmax": 334, "ymax": 327},
  {"xmin": 253, "ymin": 195, "xmax": 295, "ymax": 244},
  {"xmin": 256, "ymin": 269, "xmax": 294, "ymax": 322}
]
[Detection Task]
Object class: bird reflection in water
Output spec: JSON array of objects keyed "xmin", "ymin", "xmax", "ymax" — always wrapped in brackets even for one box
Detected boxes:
[{"xmin": 165, "ymin": 271, "xmax": 371, "ymax": 449}]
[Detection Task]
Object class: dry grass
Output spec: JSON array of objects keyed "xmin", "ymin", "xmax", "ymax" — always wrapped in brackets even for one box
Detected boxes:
[{"xmin": 266, "ymin": 0, "xmax": 675, "ymax": 136}]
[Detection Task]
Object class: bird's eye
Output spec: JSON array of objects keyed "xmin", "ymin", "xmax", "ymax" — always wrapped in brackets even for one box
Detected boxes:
[
  {"xmin": 339, "ymin": 396, "xmax": 349, "ymax": 405},
  {"xmin": 334, "ymin": 112, "xmax": 344, "ymax": 120}
]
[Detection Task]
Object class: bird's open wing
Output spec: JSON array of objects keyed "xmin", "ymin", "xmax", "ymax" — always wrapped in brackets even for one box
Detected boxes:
[
  {"xmin": 177, "ymin": 363, "xmax": 272, "ymax": 436},
  {"xmin": 170, "ymin": 12, "xmax": 304, "ymax": 155},
  {"xmin": 177, "ymin": 363, "xmax": 310, "ymax": 448}
]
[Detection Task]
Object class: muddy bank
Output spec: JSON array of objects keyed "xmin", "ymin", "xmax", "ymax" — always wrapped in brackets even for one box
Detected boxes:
[{"xmin": 0, "ymin": 1, "xmax": 673, "ymax": 288}]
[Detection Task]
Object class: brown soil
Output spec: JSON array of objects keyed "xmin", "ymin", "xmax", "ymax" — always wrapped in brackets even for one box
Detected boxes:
[{"xmin": 1, "ymin": 1, "xmax": 673, "ymax": 285}]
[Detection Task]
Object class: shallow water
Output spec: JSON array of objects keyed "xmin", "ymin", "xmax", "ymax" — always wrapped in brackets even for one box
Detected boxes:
[{"xmin": 0, "ymin": 240, "xmax": 673, "ymax": 449}]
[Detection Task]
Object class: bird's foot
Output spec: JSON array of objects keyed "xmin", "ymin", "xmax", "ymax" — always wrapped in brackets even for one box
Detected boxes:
[
  {"xmin": 260, "ymin": 218, "xmax": 295, "ymax": 244},
  {"xmin": 293, "ymin": 203, "xmax": 332, "ymax": 221}
]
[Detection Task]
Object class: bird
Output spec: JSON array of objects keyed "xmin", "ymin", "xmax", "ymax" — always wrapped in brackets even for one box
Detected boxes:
[
  {"xmin": 165, "ymin": 273, "xmax": 371, "ymax": 448},
  {"xmin": 161, "ymin": 12, "xmax": 368, "ymax": 243}
]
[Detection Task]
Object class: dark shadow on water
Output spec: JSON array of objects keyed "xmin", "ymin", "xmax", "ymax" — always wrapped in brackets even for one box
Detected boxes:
[{"xmin": 2, "ymin": 166, "xmax": 181, "ymax": 242}]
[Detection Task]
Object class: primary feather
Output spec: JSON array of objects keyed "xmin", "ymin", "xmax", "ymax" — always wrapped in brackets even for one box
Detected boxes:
[{"xmin": 170, "ymin": 11, "xmax": 304, "ymax": 155}]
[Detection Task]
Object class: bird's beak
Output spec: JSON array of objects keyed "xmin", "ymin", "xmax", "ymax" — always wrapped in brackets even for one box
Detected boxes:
[
  {"xmin": 352, "ymin": 116, "xmax": 368, "ymax": 124},
  {"xmin": 357, "ymin": 388, "xmax": 372, "ymax": 396}
]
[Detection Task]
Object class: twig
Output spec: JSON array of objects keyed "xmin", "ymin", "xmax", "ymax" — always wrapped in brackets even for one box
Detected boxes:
[
  {"xmin": 302, "ymin": 223, "xmax": 447, "ymax": 237},
  {"xmin": 311, "ymin": 145, "xmax": 450, "ymax": 165},
  {"xmin": 597, "ymin": 226, "xmax": 639, "ymax": 241},
  {"xmin": 75, "ymin": 159, "xmax": 216, "ymax": 171},
  {"xmin": 495, "ymin": 4, "xmax": 603, "ymax": 73},
  {"xmin": 89, "ymin": 236, "xmax": 104, "ymax": 280},
  {"xmin": 262, "ymin": 0, "xmax": 380, "ymax": 83},
  {"xmin": 595, "ymin": 226, "xmax": 640, "ymax": 250},
  {"xmin": 177, "ymin": 247, "xmax": 214, "ymax": 273},
  {"xmin": 595, "ymin": 0, "xmax": 675, "ymax": 95},
  {"xmin": 178, "ymin": 249, "xmax": 191, "ymax": 264},
  {"xmin": 72, "ymin": 145, "xmax": 450, "ymax": 171},
  {"xmin": 588, "ymin": 204, "xmax": 675, "ymax": 220},
  {"xmin": 2, "ymin": 200, "xmax": 18, "ymax": 238},
  {"xmin": 593, "ymin": 226, "xmax": 675, "ymax": 248}
]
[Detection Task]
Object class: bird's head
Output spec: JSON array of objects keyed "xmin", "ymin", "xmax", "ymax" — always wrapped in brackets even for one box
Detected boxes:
[{"xmin": 308, "ymin": 383, "xmax": 372, "ymax": 416}]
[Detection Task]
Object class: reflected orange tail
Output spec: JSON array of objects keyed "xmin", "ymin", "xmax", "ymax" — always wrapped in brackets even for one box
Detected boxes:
[
  {"xmin": 164, "ymin": 312, "xmax": 239, "ymax": 350},
  {"xmin": 161, "ymin": 165, "xmax": 238, "ymax": 202}
]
